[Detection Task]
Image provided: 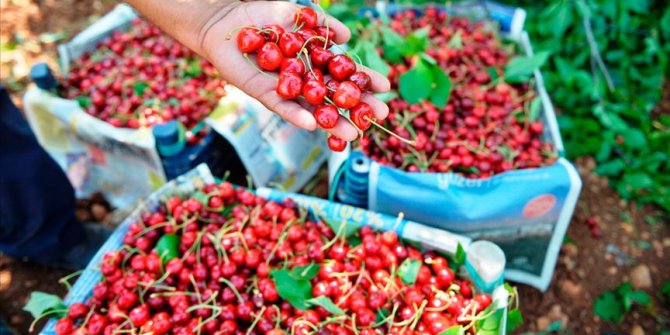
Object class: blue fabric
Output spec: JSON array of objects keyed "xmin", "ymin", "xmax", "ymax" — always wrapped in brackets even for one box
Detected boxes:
[{"xmin": 0, "ymin": 85, "xmax": 84, "ymax": 261}]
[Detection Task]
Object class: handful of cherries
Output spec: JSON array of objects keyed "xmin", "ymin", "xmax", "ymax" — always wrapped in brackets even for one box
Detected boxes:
[{"xmin": 234, "ymin": 7, "xmax": 403, "ymax": 152}]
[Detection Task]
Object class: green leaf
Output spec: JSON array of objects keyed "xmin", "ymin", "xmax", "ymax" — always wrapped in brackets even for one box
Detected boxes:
[
  {"xmin": 306, "ymin": 296, "xmax": 345, "ymax": 316},
  {"xmin": 661, "ymin": 280, "xmax": 670, "ymax": 300},
  {"xmin": 381, "ymin": 27, "xmax": 405, "ymax": 63},
  {"xmin": 375, "ymin": 308, "xmax": 390, "ymax": 323},
  {"xmin": 75, "ymin": 96, "xmax": 91, "ymax": 109},
  {"xmin": 504, "ymin": 52, "xmax": 550, "ymax": 83},
  {"xmin": 23, "ymin": 292, "xmax": 66, "ymax": 319},
  {"xmin": 133, "ymin": 82, "xmax": 149, "ymax": 96},
  {"xmin": 454, "ymin": 243, "xmax": 466, "ymax": 268},
  {"xmin": 437, "ymin": 325, "xmax": 464, "ymax": 335},
  {"xmin": 289, "ymin": 263, "xmax": 320, "ymax": 281},
  {"xmin": 621, "ymin": 128, "xmax": 647, "ymax": 149},
  {"xmin": 447, "ymin": 31, "xmax": 463, "ymax": 49},
  {"xmin": 399, "ymin": 60, "xmax": 433, "ymax": 104},
  {"xmin": 546, "ymin": 320, "xmax": 563, "ymax": 332},
  {"xmin": 529, "ymin": 96, "xmax": 542, "ymax": 123},
  {"xmin": 185, "ymin": 59, "xmax": 203, "ymax": 77},
  {"xmin": 593, "ymin": 105, "xmax": 628, "ymax": 131},
  {"xmin": 475, "ymin": 307, "xmax": 505, "ymax": 335},
  {"xmin": 323, "ymin": 218, "xmax": 360, "ymax": 238},
  {"xmin": 595, "ymin": 159, "xmax": 625, "ymax": 176},
  {"xmin": 155, "ymin": 234, "xmax": 180, "ymax": 263},
  {"xmin": 364, "ymin": 45, "xmax": 390, "ymax": 77},
  {"xmin": 375, "ymin": 91, "xmax": 398, "ymax": 103},
  {"xmin": 348, "ymin": 235, "xmax": 362, "ymax": 247},
  {"xmin": 486, "ymin": 67, "xmax": 499, "ymax": 82},
  {"xmin": 270, "ymin": 268, "xmax": 313, "ymax": 310},
  {"xmin": 624, "ymin": 173, "xmax": 653, "ymax": 191},
  {"xmin": 397, "ymin": 258, "xmax": 422, "ymax": 285},
  {"xmin": 403, "ymin": 27, "xmax": 430, "ymax": 56},
  {"xmin": 506, "ymin": 308, "xmax": 524, "ymax": 333},
  {"xmin": 594, "ymin": 291, "xmax": 624, "ymax": 323},
  {"xmin": 429, "ymin": 65, "xmax": 452, "ymax": 108},
  {"xmin": 625, "ymin": 290, "xmax": 651, "ymax": 309}
]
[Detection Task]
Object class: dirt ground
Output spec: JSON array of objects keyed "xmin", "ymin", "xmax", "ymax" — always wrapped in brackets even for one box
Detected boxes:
[{"xmin": 1, "ymin": 1, "xmax": 669, "ymax": 334}]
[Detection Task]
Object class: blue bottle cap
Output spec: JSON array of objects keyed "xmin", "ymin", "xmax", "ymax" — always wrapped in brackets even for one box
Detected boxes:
[
  {"xmin": 153, "ymin": 120, "xmax": 186, "ymax": 156},
  {"xmin": 30, "ymin": 62, "xmax": 58, "ymax": 90}
]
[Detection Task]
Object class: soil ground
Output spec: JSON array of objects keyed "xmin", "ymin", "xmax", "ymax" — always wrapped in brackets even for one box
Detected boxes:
[{"xmin": 1, "ymin": 1, "xmax": 669, "ymax": 334}]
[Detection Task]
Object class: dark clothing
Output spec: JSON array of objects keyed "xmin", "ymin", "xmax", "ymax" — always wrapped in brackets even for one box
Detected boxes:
[{"xmin": 0, "ymin": 84, "xmax": 84, "ymax": 261}]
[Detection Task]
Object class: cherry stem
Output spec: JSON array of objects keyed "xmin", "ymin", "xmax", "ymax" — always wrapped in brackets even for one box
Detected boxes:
[
  {"xmin": 225, "ymin": 26, "xmax": 269, "ymax": 40},
  {"xmin": 28, "ymin": 309, "xmax": 69, "ymax": 333},
  {"xmin": 219, "ymin": 278, "xmax": 245, "ymax": 304},
  {"xmin": 58, "ymin": 269, "xmax": 84, "ymax": 291},
  {"xmin": 364, "ymin": 116, "xmax": 416, "ymax": 146},
  {"xmin": 246, "ymin": 306, "xmax": 267, "ymax": 335}
]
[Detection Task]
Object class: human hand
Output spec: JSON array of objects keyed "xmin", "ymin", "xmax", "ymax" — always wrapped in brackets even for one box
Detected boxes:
[{"xmin": 198, "ymin": 1, "xmax": 390, "ymax": 141}]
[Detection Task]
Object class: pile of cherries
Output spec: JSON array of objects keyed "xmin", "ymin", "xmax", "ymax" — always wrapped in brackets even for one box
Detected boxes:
[
  {"xmin": 235, "ymin": 7, "xmax": 376, "ymax": 152},
  {"xmin": 52, "ymin": 181, "xmax": 493, "ymax": 335},
  {"xmin": 359, "ymin": 8, "xmax": 557, "ymax": 178},
  {"xmin": 64, "ymin": 19, "xmax": 226, "ymax": 130}
]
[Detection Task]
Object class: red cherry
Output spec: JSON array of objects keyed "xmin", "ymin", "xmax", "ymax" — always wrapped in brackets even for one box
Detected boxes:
[
  {"xmin": 237, "ymin": 27, "xmax": 265, "ymax": 53},
  {"xmin": 325, "ymin": 79, "xmax": 340, "ymax": 98},
  {"xmin": 55, "ymin": 318, "xmax": 74, "ymax": 335},
  {"xmin": 315, "ymin": 26, "xmax": 336, "ymax": 45},
  {"xmin": 350, "ymin": 103, "xmax": 373, "ymax": 130},
  {"xmin": 262, "ymin": 24, "xmax": 285, "ymax": 42},
  {"xmin": 303, "ymin": 69, "xmax": 324, "ymax": 83},
  {"xmin": 279, "ymin": 32, "xmax": 304, "ymax": 58},
  {"xmin": 310, "ymin": 47, "xmax": 334, "ymax": 69},
  {"xmin": 280, "ymin": 58, "xmax": 305, "ymax": 75},
  {"xmin": 295, "ymin": 7, "xmax": 318, "ymax": 29},
  {"xmin": 302, "ymin": 80, "xmax": 328, "ymax": 105},
  {"xmin": 276, "ymin": 72, "xmax": 303, "ymax": 99},
  {"xmin": 333, "ymin": 81, "xmax": 362, "ymax": 109},
  {"xmin": 296, "ymin": 28, "xmax": 319, "ymax": 49},
  {"xmin": 314, "ymin": 105, "xmax": 340, "ymax": 129},
  {"xmin": 328, "ymin": 55, "xmax": 356, "ymax": 81},
  {"xmin": 257, "ymin": 42, "xmax": 284, "ymax": 71},
  {"xmin": 129, "ymin": 305, "xmax": 150, "ymax": 327},
  {"xmin": 327, "ymin": 135, "xmax": 347, "ymax": 152},
  {"xmin": 349, "ymin": 71, "xmax": 371, "ymax": 91}
]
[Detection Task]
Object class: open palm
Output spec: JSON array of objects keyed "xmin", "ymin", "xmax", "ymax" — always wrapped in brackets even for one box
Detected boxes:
[{"xmin": 200, "ymin": 1, "xmax": 390, "ymax": 141}]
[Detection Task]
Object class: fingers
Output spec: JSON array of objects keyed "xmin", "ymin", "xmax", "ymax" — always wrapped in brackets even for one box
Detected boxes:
[
  {"xmin": 257, "ymin": 91, "xmax": 317, "ymax": 131},
  {"xmin": 327, "ymin": 117, "xmax": 358, "ymax": 142},
  {"xmin": 361, "ymin": 94, "xmax": 389, "ymax": 120},
  {"xmin": 321, "ymin": 15, "xmax": 351, "ymax": 44},
  {"xmin": 357, "ymin": 65, "xmax": 391, "ymax": 93}
]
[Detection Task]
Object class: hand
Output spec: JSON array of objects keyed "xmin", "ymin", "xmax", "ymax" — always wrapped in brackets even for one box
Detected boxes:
[{"xmin": 199, "ymin": 1, "xmax": 390, "ymax": 141}]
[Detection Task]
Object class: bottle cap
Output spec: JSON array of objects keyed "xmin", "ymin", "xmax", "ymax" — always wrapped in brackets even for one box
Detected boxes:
[
  {"xmin": 153, "ymin": 120, "xmax": 185, "ymax": 156},
  {"xmin": 30, "ymin": 63, "xmax": 58, "ymax": 90}
]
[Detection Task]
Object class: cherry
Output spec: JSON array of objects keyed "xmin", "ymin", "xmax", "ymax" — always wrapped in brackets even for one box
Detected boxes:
[
  {"xmin": 325, "ymin": 79, "xmax": 340, "ymax": 98},
  {"xmin": 279, "ymin": 32, "xmax": 304, "ymax": 58},
  {"xmin": 129, "ymin": 305, "xmax": 150, "ymax": 327},
  {"xmin": 294, "ymin": 7, "xmax": 318, "ymax": 29},
  {"xmin": 262, "ymin": 24, "xmax": 285, "ymax": 42},
  {"xmin": 327, "ymin": 135, "xmax": 347, "ymax": 152},
  {"xmin": 350, "ymin": 103, "xmax": 373, "ymax": 130},
  {"xmin": 349, "ymin": 71, "xmax": 372, "ymax": 91},
  {"xmin": 280, "ymin": 58, "xmax": 305, "ymax": 75},
  {"xmin": 54, "ymin": 317, "xmax": 74, "ymax": 335},
  {"xmin": 237, "ymin": 27, "xmax": 265, "ymax": 53},
  {"xmin": 310, "ymin": 47, "xmax": 334, "ymax": 69},
  {"xmin": 257, "ymin": 42, "xmax": 284, "ymax": 71},
  {"xmin": 303, "ymin": 69, "xmax": 324, "ymax": 83},
  {"xmin": 328, "ymin": 55, "xmax": 357, "ymax": 81},
  {"xmin": 302, "ymin": 80, "xmax": 328, "ymax": 105},
  {"xmin": 314, "ymin": 105, "xmax": 340, "ymax": 129},
  {"xmin": 276, "ymin": 72, "xmax": 303, "ymax": 99},
  {"xmin": 333, "ymin": 81, "xmax": 362, "ymax": 109}
]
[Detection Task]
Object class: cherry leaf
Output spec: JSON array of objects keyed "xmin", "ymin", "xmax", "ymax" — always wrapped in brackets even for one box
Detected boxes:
[
  {"xmin": 399, "ymin": 60, "xmax": 433, "ymax": 104},
  {"xmin": 306, "ymin": 296, "xmax": 345, "ymax": 316},
  {"xmin": 155, "ymin": 234, "xmax": 180, "ymax": 264},
  {"xmin": 429, "ymin": 65, "xmax": 452, "ymax": 108},
  {"xmin": 437, "ymin": 326, "xmax": 464, "ymax": 335},
  {"xmin": 397, "ymin": 258, "xmax": 422, "ymax": 285},
  {"xmin": 23, "ymin": 291, "xmax": 66, "ymax": 319}
]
